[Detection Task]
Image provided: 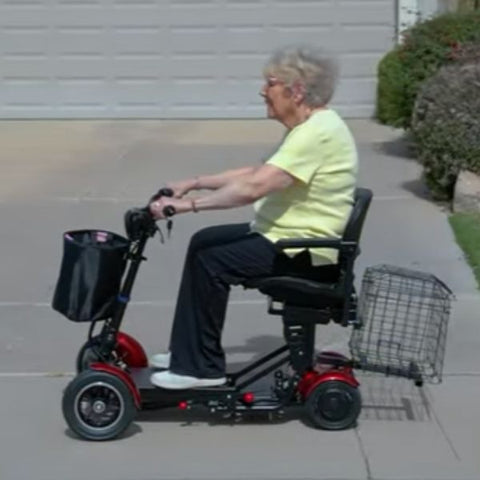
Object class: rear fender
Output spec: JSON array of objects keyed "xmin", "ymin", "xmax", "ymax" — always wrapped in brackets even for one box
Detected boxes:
[{"xmin": 297, "ymin": 368, "xmax": 359, "ymax": 399}]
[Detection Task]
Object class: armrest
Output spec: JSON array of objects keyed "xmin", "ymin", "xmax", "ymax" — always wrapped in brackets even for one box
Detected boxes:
[{"xmin": 275, "ymin": 237, "xmax": 357, "ymax": 252}]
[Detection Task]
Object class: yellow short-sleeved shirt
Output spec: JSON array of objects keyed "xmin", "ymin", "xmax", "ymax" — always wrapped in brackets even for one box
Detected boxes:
[{"xmin": 251, "ymin": 109, "xmax": 358, "ymax": 265}]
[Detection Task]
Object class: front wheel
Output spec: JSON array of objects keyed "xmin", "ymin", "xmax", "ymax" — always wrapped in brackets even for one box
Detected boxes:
[
  {"xmin": 62, "ymin": 370, "xmax": 137, "ymax": 441},
  {"xmin": 305, "ymin": 380, "xmax": 361, "ymax": 430}
]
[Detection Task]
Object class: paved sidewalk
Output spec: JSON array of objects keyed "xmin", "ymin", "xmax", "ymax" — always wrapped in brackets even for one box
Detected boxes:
[{"xmin": 0, "ymin": 119, "xmax": 478, "ymax": 480}]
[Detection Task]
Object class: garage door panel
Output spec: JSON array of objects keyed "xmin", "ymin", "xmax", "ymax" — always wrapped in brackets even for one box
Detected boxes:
[
  {"xmin": 54, "ymin": 32, "xmax": 110, "ymax": 54},
  {"xmin": 335, "ymin": 78, "xmax": 376, "ymax": 103},
  {"xmin": 338, "ymin": 1, "xmax": 394, "ymax": 24},
  {"xmin": 0, "ymin": 9, "xmax": 48, "ymax": 28},
  {"xmin": 0, "ymin": 0, "xmax": 396, "ymax": 118},
  {"xmin": 2, "ymin": 81, "xmax": 51, "ymax": 105},
  {"xmin": 109, "ymin": 9, "xmax": 167, "ymax": 26},
  {"xmin": 224, "ymin": 60, "xmax": 264, "ymax": 79},
  {"xmin": 169, "ymin": 81, "xmax": 232, "ymax": 103},
  {"xmin": 1, "ymin": 58, "xmax": 48, "ymax": 78},
  {"xmin": 224, "ymin": 34, "xmax": 271, "ymax": 54},
  {"xmin": 54, "ymin": 81, "xmax": 106, "ymax": 104},
  {"xmin": 337, "ymin": 26, "xmax": 395, "ymax": 52},
  {"xmin": 108, "ymin": 59, "xmax": 163, "ymax": 78},
  {"xmin": 340, "ymin": 53, "xmax": 386, "ymax": 77},
  {"xmin": 168, "ymin": 8, "xmax": 249, "ymax": 26},
  {"xmin": 2, "ymin": 0, "xmax": 44, "ymax": 5},
  {"xmin": 1, "ymin": 30, "xmax": 49, "ymax": 55},
  {"xmin": 53, "ymin": 58, "xmax": 112, "ymax": 79},
  {"xmin": 1, "ymin": 11, "xmax": 102, "ymax": 28},
  {"xmin": 271, "ymin": 5, "xmax": 337, "ymax": 24},
  {"xmin": 113, "ymin": 0, "xmax": 158, "ymax": 6},
  {"xmin": 271, "ymin": 26, "xmax": 336, "ymax": 50},
  {"xmin": 113, "ymin": 33, "xmax": 167, "ymax": 54},
  {"xmin": 158, "ymin": 58, "xmax": 221, "ymax": 78},
  {"xmin": 224, "ymin": 26, "xmax": 268, "ymax": 50},
  {"xmin": 54, "ymin": 60, "xmax": 109, "ymax": 79},
  {"xmin": 169, "ymin": 26, "xmax": 229, "ymax": 55},
  {"xmin": 224, "ymin": 79, "xmax": 261, "ymax": 102},
  {"xmin": 113, "ymin": 82, "xmax": 163, "ymax": 105}
]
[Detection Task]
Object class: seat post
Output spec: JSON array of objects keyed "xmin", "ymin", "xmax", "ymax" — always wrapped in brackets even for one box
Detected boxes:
[{"xmin": 283, "ymin": 307, "xmax": 317, "ymax": 374}]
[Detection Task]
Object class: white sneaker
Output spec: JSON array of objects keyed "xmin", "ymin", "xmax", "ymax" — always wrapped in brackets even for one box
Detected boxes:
[
  {"xmin": 150, "ymin": 352, "xmax": 171, "ymax": 369},
  {"xmin": 150, "ymin": 370, "xmax": 226, "ymax": 389}
]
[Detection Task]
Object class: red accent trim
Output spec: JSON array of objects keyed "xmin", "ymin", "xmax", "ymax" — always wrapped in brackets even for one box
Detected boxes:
[
  {"xmin": 242, "ymin": 392, "xmax": 255, "ymax": 404},
  {"xmin": 116, "ymin": 332, "xmax": 148, "ymax": 368},
  {"xmin": 90, "ymin": 363, "xmax": 141, "ymax": 408},
  {"xmin": 297, "ymin": 368, "xmax": 359, "ymax": 399}
]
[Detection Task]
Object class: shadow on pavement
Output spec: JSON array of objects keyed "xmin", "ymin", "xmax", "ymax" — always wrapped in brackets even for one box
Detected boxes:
[{"xmin": 63, "ymin": 423, "xmax": 143, "ymax": 441}]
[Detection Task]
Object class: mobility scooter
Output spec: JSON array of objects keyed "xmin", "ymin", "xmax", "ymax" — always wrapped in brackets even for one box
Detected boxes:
[{"xmin": 55, "ymin": 187, "xmax": 452, "ymax": 441}]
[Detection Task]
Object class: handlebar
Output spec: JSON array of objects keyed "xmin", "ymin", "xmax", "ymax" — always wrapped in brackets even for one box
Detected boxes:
[{"xmin": 124, "ymin": 186, "xmax": 176, "ymax": 241}]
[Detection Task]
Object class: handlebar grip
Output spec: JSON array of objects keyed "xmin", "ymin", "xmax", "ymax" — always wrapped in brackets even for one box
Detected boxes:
[
  {"xmin": 157, "ymin": 187, "xmax": 174, "ymax": 197},
  {"xmin": 163, "ymin": 205, "xmax": 176, "ymax": 217},
  {"xmin": 150, "ymin": 187, "xmax": 174, "ymax": 202}
]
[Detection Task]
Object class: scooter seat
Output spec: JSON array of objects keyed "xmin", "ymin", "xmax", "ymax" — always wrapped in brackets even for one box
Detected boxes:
[{"xmin": 243, "ymin": 275, "xmax": 344, "ymax": 308}]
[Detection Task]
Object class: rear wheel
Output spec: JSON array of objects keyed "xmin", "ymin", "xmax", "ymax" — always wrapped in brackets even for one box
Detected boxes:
[
  {"xmin": 62, "ymin": 370, "xmax": 137, "ymax": 441},
  {"xmin": 305, "ymin": 380, "xmax": 361, "ymax": 430}
]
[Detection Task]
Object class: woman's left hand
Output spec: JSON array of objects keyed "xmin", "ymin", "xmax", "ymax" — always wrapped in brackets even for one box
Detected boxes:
[{"xmin": 149, "ymin": 197, "xmax": 193, "ymax": 219}]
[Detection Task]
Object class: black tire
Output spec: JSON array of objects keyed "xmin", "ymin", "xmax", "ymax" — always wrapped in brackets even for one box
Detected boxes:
[
  {"xmin": 305, "ymin": 380, "xmax": 361, "ymax": 430},
  {"xmin": 76, "ymin": 337, "xmax": 113, "ymax": 373},
  {"xmin": 62, "ymin": 370, "xmax": 137, "ymax": 441}
]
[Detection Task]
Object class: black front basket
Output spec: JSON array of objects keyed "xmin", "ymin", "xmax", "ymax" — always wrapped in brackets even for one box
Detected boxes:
[{"xmin": 52, "ymin": 230, "xmax": 130, "ymax": 322}]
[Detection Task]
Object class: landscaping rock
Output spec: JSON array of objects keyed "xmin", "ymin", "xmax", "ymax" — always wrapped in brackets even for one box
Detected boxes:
[{"xmin": 453, "ymin": 170, "xmax": 480, "ymax": 212}]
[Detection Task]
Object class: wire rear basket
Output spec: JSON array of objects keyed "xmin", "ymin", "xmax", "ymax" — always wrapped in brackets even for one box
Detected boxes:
[{"xmin": 349, "ymin": 265, "xmax": 453, "ymax": 384}]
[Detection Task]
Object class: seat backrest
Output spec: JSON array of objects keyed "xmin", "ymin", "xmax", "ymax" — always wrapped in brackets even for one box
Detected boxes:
[
  {"xmin": 345, "ymin": 188, "xmax": 373, "ymax": 241},
  {"xmin": 341, "ymin": 187, "xmax": 373, "ymax": 252},
  {"xmin": 335, "ymin": 187, "xmax": 372, "ymax": 325}
]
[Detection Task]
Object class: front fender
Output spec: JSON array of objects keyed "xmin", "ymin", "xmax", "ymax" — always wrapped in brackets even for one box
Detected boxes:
[
  {"xmin": 90, "ymin": 362, "xmax": 141, "ymax": 408},
  {"xmin": 116, "ymin": 332, "xmax": 148, "ymax": 368}
]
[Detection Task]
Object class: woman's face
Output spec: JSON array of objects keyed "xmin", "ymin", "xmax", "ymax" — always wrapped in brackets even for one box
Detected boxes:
[{"xmin": 260, "ymin": 75, "xmax": 297, "ymax": 125}]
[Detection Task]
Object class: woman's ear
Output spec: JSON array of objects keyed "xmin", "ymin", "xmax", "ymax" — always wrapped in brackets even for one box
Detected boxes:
[{"xmin": 291, "ymin": 81, "xmax": 306, "ymax": 104}]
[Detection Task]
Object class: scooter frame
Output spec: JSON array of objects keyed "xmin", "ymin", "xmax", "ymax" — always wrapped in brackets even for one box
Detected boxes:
[{"xmin": 61, "ymin": 197, "xmax": 362, "ymax": 441}]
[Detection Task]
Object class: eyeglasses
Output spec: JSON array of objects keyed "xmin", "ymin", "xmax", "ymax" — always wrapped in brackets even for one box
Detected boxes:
[{"xmin": 264, "ymin": 76, "xmax": 283, "ymax": 88}]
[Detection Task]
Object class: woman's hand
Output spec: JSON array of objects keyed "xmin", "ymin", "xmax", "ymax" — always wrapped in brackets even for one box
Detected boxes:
[
  {"xmin": 149, "ymin": 196, "xmax": 195, "ymax": 219},
  {"xmin": 166, "ymin": 178, "xmax": 198, "ymax": 198}
]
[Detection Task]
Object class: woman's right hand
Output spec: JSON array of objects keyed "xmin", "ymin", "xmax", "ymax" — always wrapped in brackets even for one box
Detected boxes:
[{"xmin": 166, "ymin": 177, "xmax": 199, "ymax": 198}]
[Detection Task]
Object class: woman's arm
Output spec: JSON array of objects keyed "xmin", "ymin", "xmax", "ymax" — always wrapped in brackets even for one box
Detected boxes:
[
  {"xmin": 150, "ymin": 164, "xmax": 295, "ymax": 218},
  {"xmin": 195, "ymin": 166, "xmax": 259, "ymax": 190},
  {"xmin": 194, "ymin": 165, "xmax": 294, "ymax": 210},
  {"xmin": 167, "ymin": 166, "xmax": 258, "ymax": 197}
]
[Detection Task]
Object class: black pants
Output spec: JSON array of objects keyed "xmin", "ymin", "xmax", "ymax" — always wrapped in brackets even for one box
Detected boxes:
[{"xmin": 168, "ymin": 223, "xmax": 338, "ymax": 378}]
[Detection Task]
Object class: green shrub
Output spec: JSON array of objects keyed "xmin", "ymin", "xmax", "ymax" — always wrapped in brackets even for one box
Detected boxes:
[
  {"xmin": 376, "ymin": 12, "xmax": 480, "ymax": 129},
  {"xmin": 376, "ymin": 49, "xmax": 410, "ymax": 127},
  {"xmin": 411, "ymin": 57, "xmax": 480, "ymax": 199}
]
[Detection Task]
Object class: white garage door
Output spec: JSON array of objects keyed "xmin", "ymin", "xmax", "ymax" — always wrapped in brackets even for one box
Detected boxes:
[{"xmin": 0, "ymin": 0, "xmax": 396, "ymax": 119}]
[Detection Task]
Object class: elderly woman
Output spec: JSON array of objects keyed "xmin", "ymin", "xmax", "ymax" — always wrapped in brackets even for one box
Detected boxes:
[{"xmin": 149, "ymin": 45, "xmax": 358, "ymax": 389}]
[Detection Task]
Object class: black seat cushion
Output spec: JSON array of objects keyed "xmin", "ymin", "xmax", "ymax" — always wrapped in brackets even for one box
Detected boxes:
[{"xmin": 243, "ymin": 275, "xmax": 345, "ymax": 308}]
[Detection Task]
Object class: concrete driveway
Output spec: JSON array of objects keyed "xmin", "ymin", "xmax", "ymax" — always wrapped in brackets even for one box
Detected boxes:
[{"xmin": 0, "ymin": 119, "xmax": 478, "ymax": 480}]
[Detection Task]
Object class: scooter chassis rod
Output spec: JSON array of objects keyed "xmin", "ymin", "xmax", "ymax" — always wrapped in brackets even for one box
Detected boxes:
[{"xmin": 227, "ymin": 345, "xmax": 289, "ymax": 383}]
